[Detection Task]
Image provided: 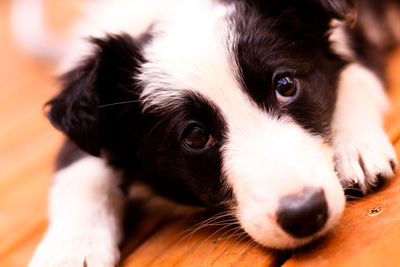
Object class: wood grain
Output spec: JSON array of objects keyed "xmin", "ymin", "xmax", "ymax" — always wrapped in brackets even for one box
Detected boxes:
[{"xmin": 386, "ymin": 48, "xmax": 400, "ymax": 144}]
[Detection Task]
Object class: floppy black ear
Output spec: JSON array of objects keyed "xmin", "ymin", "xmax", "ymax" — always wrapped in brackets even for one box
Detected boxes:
[
  {"xmin": 316, "ymin": 0, "xmax": 354, "ymax": 20},
  {"xmin": 47, "ymin": 34, "xmax": 144, "ymax": 156}
]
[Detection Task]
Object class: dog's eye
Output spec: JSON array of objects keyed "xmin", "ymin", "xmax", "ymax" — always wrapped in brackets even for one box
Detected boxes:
[
  {"xmin": 275, "ymin": 76, "xmax": 298, "ymax": 105},
  {"xmin": 182, "ymin": 125, "xmax": 213, "ymax": 150}
]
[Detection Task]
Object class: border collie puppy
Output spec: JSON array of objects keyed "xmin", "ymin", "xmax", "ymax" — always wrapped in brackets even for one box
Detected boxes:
[{"xmin": 28, "ymin": 0, "xmax": 398, "ymax": 266}]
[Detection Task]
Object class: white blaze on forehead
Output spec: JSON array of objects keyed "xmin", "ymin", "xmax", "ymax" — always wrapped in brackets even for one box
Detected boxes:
[
  {"xmin": 139, "ymin": 0, "xmax": 278, "ymax": 134},
  {"xmin": 139, "ymin": 0, "xmax": 244, "ymax": 115},
  {"xmin": 139, "ymin": 0, "xmax": 344, "ymax": 248}
]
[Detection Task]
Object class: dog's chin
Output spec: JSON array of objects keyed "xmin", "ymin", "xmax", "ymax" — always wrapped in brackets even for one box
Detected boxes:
[
  {"xmin": 252, "ymin": 234, "xmax": 316, "ymax": 250},
  {"xmin": 242, "ymin": 217, "xmax": 337, "ymax": 250}
]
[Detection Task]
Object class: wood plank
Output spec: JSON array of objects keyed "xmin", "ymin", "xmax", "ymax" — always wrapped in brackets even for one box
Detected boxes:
[
  {"xmin": 0, "ymin": 222, "xmax": 47, "ymax": 267},
  {"xmin": 385, "ymin": 48, "xmax": 400, "ymax": 143},
  {"xmin": 0, "ymin": 2, "xmax": 60, "ymax": 266},
  {"xmin": 0, "ymin": 133, "xmax": 62, "ymax": 257},
  {"xmin": 122, "ymin": 203, "xmax": 278, "ymax": 267},
  {"xmin": 0, "ymin": 128, "xmax": 61, "ymax": 265},
  {"xmin": 0, "ymin": 130, "xmax": 62, "ymax": 194},
  {"xmin": 120, "ymin": 187, "xmax": 203, "ymax": 261},
  {"xmin": 283, "ymin": 140, "xmax": 400, "ymax": 267}
]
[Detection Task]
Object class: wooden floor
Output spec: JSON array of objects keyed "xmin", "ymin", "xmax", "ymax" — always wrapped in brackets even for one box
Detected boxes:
[{"xmin": 1, "ymin": 1, "xmax": 400, "ymax": 266}]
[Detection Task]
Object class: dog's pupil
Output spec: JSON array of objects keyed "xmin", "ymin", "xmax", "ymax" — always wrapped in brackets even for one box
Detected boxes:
[
  {"xmin": 184, "ymin": 126, "xmax": 208, "ymax": 148},
  {"xmin": 277, "ymin": 77, "xmax": 296, "ymax": 97}
]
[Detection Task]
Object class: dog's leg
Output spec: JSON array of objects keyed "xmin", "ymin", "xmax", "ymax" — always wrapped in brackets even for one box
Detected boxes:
[
  {"xmin": 29, "ymin": 156, "xmax": 124, "ymax": 267},
  {"xmin": 332, "ymin": 63, "xmax": 398, "ymax": 194}
]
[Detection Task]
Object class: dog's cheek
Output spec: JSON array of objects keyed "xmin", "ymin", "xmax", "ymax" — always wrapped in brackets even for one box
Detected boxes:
[{"xmin": 221, "ymin": 116, "xmax": 345, "ymax": 248}]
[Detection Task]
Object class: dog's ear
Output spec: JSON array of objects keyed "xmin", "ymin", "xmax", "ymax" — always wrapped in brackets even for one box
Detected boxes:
[
  {"xmin": 47, "ymin": 34, "xmax": 144, "ymax": 156},
  {"xmin": 315, "ymin": 0, "xmax": 355, "ymax": 20}
]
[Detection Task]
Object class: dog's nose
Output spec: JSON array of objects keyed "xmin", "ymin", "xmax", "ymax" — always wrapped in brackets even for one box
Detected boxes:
[{"xmin": 276, "ymin": 187, "xmax": 328, "ymax": 238}]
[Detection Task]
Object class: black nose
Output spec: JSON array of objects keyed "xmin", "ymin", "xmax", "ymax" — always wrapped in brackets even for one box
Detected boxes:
[{"xmin": 276, "ymin": 187, "xmax": 328, "ymax": 238}]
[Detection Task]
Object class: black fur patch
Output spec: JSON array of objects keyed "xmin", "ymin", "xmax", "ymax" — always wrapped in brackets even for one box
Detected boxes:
[
  {"xmin": 133, "ymin": 93, "xmax": 231, "ymax": 209},
  {"xmin": 316, "ymin": 0, "xmax": 354, "ymax": 20},
  {"xmin": 227, "ymin": 0, "xmax": 354, "ymax": 19},
  {"xmin": 232, "ymin": 0, "xmax": 347, "ymax": 137},
  {"xmin": 56, "ymin": 140, "xmax": 88, "ymax": 170},
  {"xmin": 47, "ymin": 34, "xmax": 145, "ymax": 156},
  {"xmin": 343, "ymin": 0, "xmax": 400, "ymax": 81}
]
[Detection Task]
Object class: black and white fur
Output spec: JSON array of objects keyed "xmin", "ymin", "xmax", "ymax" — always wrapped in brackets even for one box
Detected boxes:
[{"xmin": 22, "ymin": 0, "xmax": 399, "ymax": 266}]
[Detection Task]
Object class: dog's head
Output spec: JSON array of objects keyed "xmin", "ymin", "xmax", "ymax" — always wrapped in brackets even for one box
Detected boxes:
[{"xmin": 47, "ymin": 0, "xmax": 354, "ymax": 249}]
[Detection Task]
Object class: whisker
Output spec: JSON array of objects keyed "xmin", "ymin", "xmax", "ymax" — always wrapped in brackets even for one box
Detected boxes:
[
  {"xmin": 232, "ymin": 230, "xmax": 249, "ymax": 243},
  {"xmin": 182, "ymin": 211, "xmax": 235, "ymax": 234},
  {"xmin": 195, "ymin": 223, "xmax": 235, "ymax": 249},
  {"xmin": 216, "ymin": 226, "xmax": 242, "ymax": 241},
  {"xmin": 98, "ymin": 99, "xmax": 143, "ymax": 108},
  {"xmin": 179, "ymin": 210, "xmax": 236, "ymax": 244},
  {"xmin": 180, "ymin": 214, "xmax": 236, "ymax": 241}
]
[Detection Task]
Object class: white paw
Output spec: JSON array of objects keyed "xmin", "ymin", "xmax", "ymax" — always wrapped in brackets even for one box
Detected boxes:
[
  {"xmin": 334, "ymin": 128, "xmax": 398, "ymax": 195},
  {"xmin": 29, "ymin": 234, "xmax": 120, "ymax": 267}
]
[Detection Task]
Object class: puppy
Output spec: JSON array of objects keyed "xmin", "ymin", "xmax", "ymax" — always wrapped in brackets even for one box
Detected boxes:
[{"xmin": 27, "ymin": 0, "xmax": 399, "ymax": 266}]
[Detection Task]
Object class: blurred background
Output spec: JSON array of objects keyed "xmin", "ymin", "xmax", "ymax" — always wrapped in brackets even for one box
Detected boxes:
[{"xmin": 0, "ymin": 1, "xmax": 81, "ymax": 265}]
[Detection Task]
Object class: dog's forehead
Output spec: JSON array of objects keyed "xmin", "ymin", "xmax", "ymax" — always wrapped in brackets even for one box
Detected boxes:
[
  {"xmin": 140, "ymin": 1, "xmax": 233, "ymax": 106},
  {"xmin": 139, "ymin": 0, "xmax": 267, "ymax": 121}
]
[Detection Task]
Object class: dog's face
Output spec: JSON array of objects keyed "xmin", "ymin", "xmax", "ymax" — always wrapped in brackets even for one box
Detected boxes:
[{"xmin": 48, "ymin": 0, "xmax": 353, "ymax": 249}]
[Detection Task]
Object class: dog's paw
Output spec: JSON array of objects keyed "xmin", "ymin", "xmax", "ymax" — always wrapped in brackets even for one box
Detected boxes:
[
  {"xmin": 334, "ymin": 128, "xmax": 398, "ymax": 195},
  {"xmin": 29, "ymin": 235, "xmax": 120, "ymax": 267}
]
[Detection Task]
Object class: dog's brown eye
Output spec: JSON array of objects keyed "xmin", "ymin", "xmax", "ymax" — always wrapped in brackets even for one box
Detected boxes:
[
  {"xmin": 182, "ymin": 125, "xmax": 213, "ymax": 150},
  {"xmin": 275, "ymin": 76, "xmax": 298, "ymax": 105}
]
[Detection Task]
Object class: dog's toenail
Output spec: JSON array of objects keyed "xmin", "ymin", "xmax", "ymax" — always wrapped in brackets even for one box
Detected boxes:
[{"xmin": 372, "ymin": 174, "xmax": 386, "ymax": 190}]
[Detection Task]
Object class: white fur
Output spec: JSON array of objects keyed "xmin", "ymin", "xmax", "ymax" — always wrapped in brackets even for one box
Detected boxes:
[
  {"xmin": 29, "ymin": 156, "xmax": 124, "ymax": 267},
  {"xmin": 329, "ymin": 19, "xmax": 354, "ymax": 61},
  {"xmin": 139, "ymin": 0, "xmax": 239, "ymax": 114},
  {"xmin": 332, "ymin": 63, "xmax": 397, "ymax": 193},
  {"xmin": 139, "ymin": 0, "xmax": 345, "ymax": 248},
  {"xmin": 58, "ymin": 0, "xmax": 184, "ymax": 73}
]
